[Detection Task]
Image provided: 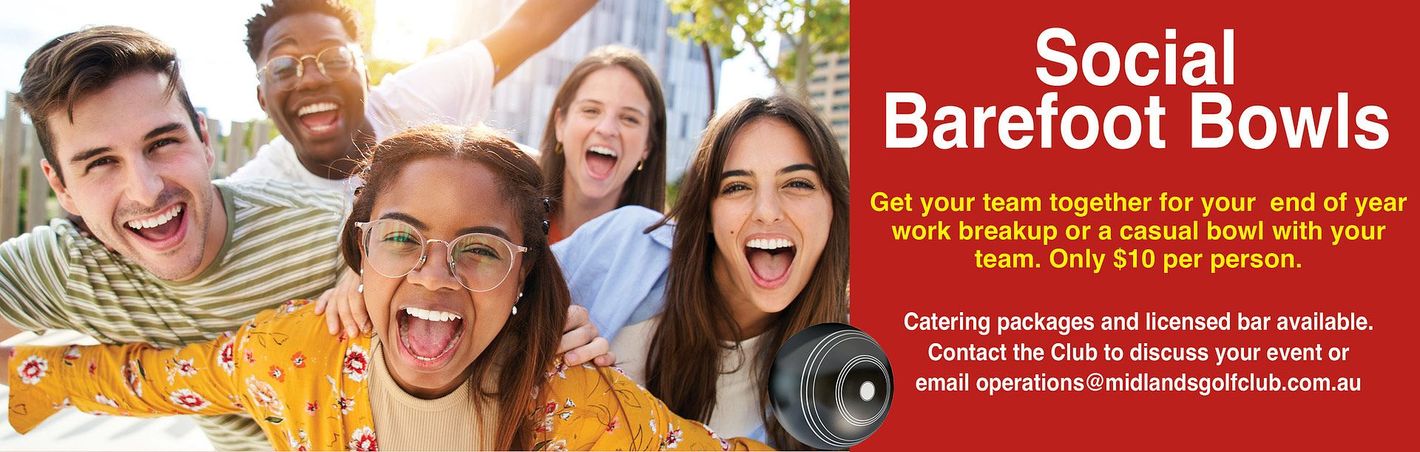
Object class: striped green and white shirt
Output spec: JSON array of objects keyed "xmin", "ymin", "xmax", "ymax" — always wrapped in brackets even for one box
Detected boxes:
[{"xmin": 0, "ymin": 178, "xmax": 347, "ymax": 450}]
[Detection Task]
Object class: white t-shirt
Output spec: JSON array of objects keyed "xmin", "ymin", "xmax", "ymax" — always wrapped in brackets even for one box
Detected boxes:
[
  {"xmin": 227, "ymin": 40, "xmax": 497, "ymax": 198},
  {"xmin": 610, "ymin": 316, "xmax": 769, "ymax": 442}
]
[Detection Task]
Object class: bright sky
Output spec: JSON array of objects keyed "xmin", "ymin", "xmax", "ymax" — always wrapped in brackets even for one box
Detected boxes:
[
  {"xmin": 0, "ymin": 0, "xmax": 773, "ymax": 122},
  {"xmin": 371, "ymin": 0, "xmax": 456, "ymax": 60},
  {"xmin": 0, "ymin": 1, "xmax": 268, "ymax": 120}
]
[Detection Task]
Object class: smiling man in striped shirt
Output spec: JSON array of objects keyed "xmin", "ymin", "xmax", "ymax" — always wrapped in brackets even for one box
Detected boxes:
[
  {"xmin": 0, "ymin": 26, "xmax": 348, "ymax": 450},
  {"xmin": 0, "ymin": 22, "xmax": 617, "ymax": 450}
]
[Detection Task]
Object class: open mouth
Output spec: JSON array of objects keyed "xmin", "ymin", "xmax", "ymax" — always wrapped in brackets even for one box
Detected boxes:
[
  {"xmin": 295, "ymin": 101, "xmax": 342, "ymax": 136},
  {"xmin": 123, "ymin": 203, "xmax": 188, "ymax": 250},
  {"xmin": 396, "ymin": 306, "xmax": 465, "ymax": 368},
  {"xmin": 745, "ymin": 237, "xmax": 797, "ymax": 289},
  {"xmin": 584, "ymin": 145, "xmax": 618, "ymax": 180}
]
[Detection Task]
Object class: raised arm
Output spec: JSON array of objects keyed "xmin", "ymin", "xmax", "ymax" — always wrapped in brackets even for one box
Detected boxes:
[
  {"xmin": 6, "ymin": 328, "xmax": 246, "ymax": 434},
  {"xmin": 482, "ymin": 0, "xmax": 598, "ymax": 83}
]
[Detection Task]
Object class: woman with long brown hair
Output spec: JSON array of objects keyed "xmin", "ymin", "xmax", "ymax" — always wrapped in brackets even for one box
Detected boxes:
[
  {"xmin": 539, "ymin": 45, "xmax": 667, "ymax": 243},
  {"xmin": 7, "ymin": 125, "xmax": 765, "ymax": 451},
  {"xmin": 556, "ymin": 96, "xmax": 850, "ymax": 448}
]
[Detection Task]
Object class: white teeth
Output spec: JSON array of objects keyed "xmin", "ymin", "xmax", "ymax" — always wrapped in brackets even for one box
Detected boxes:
[
  {"xmin": 588, "ymin": 146, "xmax": 618, "ymax": 158},
  {"xmin": 404, "ymin": 306, "xmax": 462, "ymax": 322},
  {"xmin": 747, "ymin": 238, "xmax": 793, "ymax": 250},
  {"xmin": 297, "ymin": 102, "xmax": 339, "ymax": 116},
  {"xmin": 126, "ymin": 205, "xmax": 182, "ymax": 230}
]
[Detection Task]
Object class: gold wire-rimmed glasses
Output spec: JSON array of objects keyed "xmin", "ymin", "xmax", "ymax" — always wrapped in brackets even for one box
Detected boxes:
[
  {"xmin": 355, "ymin": 219, "xmax": 529, "ymax": 292},
  {"xmin": 256, "ymin": 45, "xmax": 361, "ymax": 90}
]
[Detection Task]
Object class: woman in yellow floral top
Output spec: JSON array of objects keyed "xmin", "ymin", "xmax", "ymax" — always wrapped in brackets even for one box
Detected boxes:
[{"xmin": 6, "ymin": 125, "xmax": 767, "ymax": 451}]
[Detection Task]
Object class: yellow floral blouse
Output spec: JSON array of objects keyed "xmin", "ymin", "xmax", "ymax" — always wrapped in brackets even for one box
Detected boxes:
[{"xmin": 7, "ymin": 300, "xmax": 768, "ymax": 451}]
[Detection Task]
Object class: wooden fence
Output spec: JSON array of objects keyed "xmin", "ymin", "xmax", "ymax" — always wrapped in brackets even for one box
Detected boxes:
[{"xmin": 0, "ymin": 92, "xmax": 272, "ymax": 242}]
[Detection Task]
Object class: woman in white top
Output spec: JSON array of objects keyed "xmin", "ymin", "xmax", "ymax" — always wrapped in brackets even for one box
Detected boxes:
[{"xmin": 607, "ymin": 96, "xmax": 850, "ymax": 448}]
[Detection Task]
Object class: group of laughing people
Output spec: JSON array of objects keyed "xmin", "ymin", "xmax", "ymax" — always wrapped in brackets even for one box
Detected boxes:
[{"xmin": 0, "ymin": 0, "xmax": 848, "ymax": 450}]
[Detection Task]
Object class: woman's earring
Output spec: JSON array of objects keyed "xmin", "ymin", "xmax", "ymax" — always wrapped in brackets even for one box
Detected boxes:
[
  {"xmin": 512, "ymin": 291, "xmax": 523, "ymax": 315},
  {"xmin": 636, "ymin": 159, "xmax": 645, "ymax": 171},
  {"xmin": 356, "ymin": 269, "xmax": 364, "ymax": 294},
  {"xmin": 555, "ymin": 142, "xmax": 563, "ymax": 154}
]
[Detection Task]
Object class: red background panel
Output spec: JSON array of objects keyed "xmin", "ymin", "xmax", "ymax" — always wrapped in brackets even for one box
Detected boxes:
[{"xmin": 850, "ymin": 1, "xmax": 1417, "ymax": 449}]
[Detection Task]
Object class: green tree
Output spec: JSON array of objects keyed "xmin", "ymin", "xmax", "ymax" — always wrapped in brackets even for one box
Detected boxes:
[{"xmin": 668, "ymin": 0, "xmax": 849, "ymax": 101}]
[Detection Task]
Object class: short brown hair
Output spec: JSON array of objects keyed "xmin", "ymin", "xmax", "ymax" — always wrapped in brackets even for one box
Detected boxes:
[{"xmin": 18, "ymin": 25, "xmax": 202, "ymax": 185}]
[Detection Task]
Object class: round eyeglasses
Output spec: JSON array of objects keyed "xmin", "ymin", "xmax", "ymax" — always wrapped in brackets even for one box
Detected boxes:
[
  {"xmin": 257, "ymin": 45, "xmax": 360, "ymax": 91},
  {"xmin": 355, "ymin": 219, "xmax": 529, "ymax": 292}
]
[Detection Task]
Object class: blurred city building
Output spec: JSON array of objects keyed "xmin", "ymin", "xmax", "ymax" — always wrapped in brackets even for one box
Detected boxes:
[{"xmin": 806, "ymin": 50, "xmax": 849, "ymax": 156}]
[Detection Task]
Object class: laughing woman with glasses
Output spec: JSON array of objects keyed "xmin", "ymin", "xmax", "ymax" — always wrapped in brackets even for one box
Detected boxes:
[{"xmin": 5, "ymin": 125, "xmax": 767, "ymax": 451}]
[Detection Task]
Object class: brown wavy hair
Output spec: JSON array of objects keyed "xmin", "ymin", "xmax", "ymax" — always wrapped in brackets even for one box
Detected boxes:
[
  {"xmin": 18, "ymin": 25, "xmax": 202, "ymax": 185},
  {"xmin": 539, "ymin": 45, "xmax": 667, "ymax": 219},
  {"xmin": 645, "ymin": 96, "xmax": 850, "ymax": 449},
  {"xmin": 339, "ymin": 124, "xmax": 569, "ymax": 449}
]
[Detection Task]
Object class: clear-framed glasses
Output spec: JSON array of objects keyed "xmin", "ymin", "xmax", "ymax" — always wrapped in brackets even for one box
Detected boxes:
[
  {"xmin": 355, "ymin": 219, "xmax": 529, "ymax": 292},
  {"xmin": 256, "ymin": 45, "xmax": 361, "ymax": 91}
]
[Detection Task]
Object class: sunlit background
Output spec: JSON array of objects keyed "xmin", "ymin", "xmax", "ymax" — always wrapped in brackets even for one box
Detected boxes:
[
  {"xmin": 0, "ymin": 0, "xmax": 786, "ymax": 179},
  {"xmin": 0, "ymin": 2, "xmax": 778, "ymax": 448},
  {"xmin": 0, "ymin": 0, "xmax": 775, "ymax": 120},
  {"xmin": 0, "ymin": 1, "xmax": 847, "ymax": 449}
]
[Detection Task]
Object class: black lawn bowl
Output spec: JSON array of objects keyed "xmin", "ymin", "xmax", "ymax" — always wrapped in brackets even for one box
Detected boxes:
[{"xmin": 769, "ymin": 323, "xmax": 893, "ymax": 449}]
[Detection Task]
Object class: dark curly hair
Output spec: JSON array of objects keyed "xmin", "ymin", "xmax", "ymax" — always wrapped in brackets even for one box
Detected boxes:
[{"xmin": 244, "ymin": 0, "xmax": 361, "ymax": 62}]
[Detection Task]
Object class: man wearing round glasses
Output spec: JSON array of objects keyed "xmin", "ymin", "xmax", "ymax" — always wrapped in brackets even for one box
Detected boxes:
[
  {"xmin": 228, "ymin": 0, "xmax": 610, "ymax": 351},
  {"xmin": 229, "ymin": 0, "xmax": 596, "ymax": 195},
  {"xmin": 258, "ymin": 45, "xmax": 360, "ymax": 92}
]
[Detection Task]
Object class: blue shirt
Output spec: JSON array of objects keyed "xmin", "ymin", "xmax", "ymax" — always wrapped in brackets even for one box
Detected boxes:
[
  {"xmin": 552, "ymin": 206, "xmax": 774, "ymax": 445},
  {"xmin": 552, "ymin": 206, "xmax": 673, "ymax": 339}
]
